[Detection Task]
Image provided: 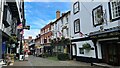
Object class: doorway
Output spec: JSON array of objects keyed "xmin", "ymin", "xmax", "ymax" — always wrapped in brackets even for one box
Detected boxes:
[{"xmin": 100, "ymin": 40, "xmax": 120, "ymax": 66}]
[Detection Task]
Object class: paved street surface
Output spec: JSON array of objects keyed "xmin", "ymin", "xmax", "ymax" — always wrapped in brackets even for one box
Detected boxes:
[{"xmin": 13, "ymin": 55, "xmax": 91, "ymax": 66}]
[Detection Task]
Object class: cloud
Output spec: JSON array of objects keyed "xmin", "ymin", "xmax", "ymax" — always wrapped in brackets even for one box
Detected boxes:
[
  {"xmin": 24, "ymin": 0, "xmax": 33, "ymax": 2},
  {"xmin": 24, "ymin": 18, "xmax": 54, "ymax": 39},
  {"xmin": 23, "ymin": 29, "xmax": 40, "ymax": 39},
  {"xmin": 24, "ymin": 0, "xmax": 110, "ymax": 2},
  {"xmin": 24, "ymin": 0, "xmax": 72, "ymax": 2},
  {"xmin": 28, "ymin": 18, "xmax": 52, "ymax": 29},
  {"xmin": 24, "ymin": 2, "xmax": 70, "ymax": 39}
]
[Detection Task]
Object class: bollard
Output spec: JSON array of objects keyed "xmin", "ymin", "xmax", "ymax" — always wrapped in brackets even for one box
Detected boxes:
[{"xmin": 90, "ymin": 57, "xmax": 93, "ymax": 66}]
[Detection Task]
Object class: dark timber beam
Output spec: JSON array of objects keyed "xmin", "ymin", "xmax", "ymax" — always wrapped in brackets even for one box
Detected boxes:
[{"xmin": 92, "ymin": 39, "xmax": 98, "ymax": 61}]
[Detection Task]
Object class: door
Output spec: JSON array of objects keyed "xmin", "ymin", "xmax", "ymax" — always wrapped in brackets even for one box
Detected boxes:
[
  {"xmin": 101, "ymin": 41, "xmax": 120, "ymax": 66},
  {"xmin": 117, "ymin": 43, "xmax": 120, "ymax": 66},
  {"xmin": 108, "ymin": 44, "xmax": 118, "ymax": 65}
]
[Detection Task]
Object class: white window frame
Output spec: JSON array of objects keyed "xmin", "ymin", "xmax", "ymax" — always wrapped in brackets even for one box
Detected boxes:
[
  {"xmin": 79, "ymin": 48, "xmax": 84, "ymax": 54},
  {"xmin": 109, "ymin": 1, "xmax": 120, "ymax": 21},
  {"xmin": 74, "ymin": 19, "xmax": 80, "ymax": 34},
  {"xmin": 66, "ymin": 16, "xmax": 68, "ymax": 23},
  {"xmin": 73, "ymin": 1, "xmax": 79, "ymax": 14},
  {"xmin": 92, "ymin": 5, "xmax": 104, "ymax": 27}
]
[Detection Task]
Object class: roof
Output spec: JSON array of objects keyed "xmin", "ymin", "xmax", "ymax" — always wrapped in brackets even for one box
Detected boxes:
[
  {"xmin": 41, "ymin": 22, "xmax": 52, "ymax": 31},
  {"xmin": 51, "ymin": 11, "xmax": 71, "ymax": 25}
]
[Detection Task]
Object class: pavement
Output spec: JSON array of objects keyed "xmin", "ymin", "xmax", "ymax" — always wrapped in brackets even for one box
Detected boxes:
[
  {"xmin": 1, "ymin": 55, "xmax": 119, "ymax": 68},
  {"xmin": 13, "ymin": 55, "xmax": 91, "ymax": 66}
]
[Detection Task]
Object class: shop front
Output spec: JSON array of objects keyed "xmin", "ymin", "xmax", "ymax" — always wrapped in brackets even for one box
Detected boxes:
[
  {"xmin": 100, "ymin": 39, "xmax": 120, "ymax": 66},
  {"xmin": 89, "ymin": 26, "xmax": 120, "ymax": 66}
]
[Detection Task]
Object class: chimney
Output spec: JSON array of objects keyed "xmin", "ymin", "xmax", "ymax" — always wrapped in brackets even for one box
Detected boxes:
[{"xmin": 56, "ymin": 10, "xmax": 60, "ymax": 19}]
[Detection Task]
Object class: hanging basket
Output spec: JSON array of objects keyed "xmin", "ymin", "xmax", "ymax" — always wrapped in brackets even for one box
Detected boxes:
[{"xmin": 82, "ymin": 43, "xmax": 91, "ymax": 51}]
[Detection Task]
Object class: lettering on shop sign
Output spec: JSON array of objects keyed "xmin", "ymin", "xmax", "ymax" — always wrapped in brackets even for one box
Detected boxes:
[{"xmin": 90, "ymin": 32, "xmax": 120, "ymax": 38}]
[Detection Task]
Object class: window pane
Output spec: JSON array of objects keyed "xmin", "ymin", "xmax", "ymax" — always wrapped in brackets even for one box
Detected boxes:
[
  {"xmin": 73, "ymin": 2, "xmax": 79, "ymax": 13},
  {"xmin": 111, "ymin": 1, "xmax": 120, "ymax": 19},
  {"xmin": 79, "ymin": 48, "xmax": 84, "ymax": 54},
  {"xmin": 74, "ymin": 19, "xmax": 80, "ymax": 33}
]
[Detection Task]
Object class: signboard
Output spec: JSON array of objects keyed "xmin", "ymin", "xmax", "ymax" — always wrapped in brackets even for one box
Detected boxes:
[{"xmin": 90, "ymin": 31, "xmax": 120, "ymax": 39}]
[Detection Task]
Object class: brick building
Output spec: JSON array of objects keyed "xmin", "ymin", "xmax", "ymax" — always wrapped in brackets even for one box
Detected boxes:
[{"xmin": 40, "ymin": 23, "xmax": 52, "ymax": 53}]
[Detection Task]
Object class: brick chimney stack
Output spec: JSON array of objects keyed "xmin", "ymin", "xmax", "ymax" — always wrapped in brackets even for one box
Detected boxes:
[{"xmin": 56, "ymin": 10, "xmax": 60, "ymax": 19}]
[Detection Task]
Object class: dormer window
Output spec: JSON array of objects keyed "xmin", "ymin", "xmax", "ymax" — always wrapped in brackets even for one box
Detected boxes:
[{"xmin": 109, "ymin": 1, "xmax": 120, "ymax": 21}]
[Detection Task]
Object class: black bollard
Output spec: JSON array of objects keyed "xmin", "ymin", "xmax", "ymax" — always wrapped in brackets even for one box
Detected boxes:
[{"xmin": 90, "ymin": 57, "xmax": 93, "ymax": 66}]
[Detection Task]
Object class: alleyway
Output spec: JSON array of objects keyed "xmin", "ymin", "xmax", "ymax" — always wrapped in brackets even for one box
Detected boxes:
[{"xmin": 13, "ymin": 55, "xmax": 91, "ymax": 66}]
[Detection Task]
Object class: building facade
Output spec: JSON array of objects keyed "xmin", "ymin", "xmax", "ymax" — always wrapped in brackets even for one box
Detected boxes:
[
  {"xmin": 70, "ymin": 0, "xmax": 120, "ymax": 66},
  {"xmin": 50, "ymin": 10, "xmax": 71, "ymax": 54},
  {"xmin": 40, "ymin": 23, "xmax": 52, "ymax": 53},
  {"xmin": 0, "ymin": 0, "xmax": 25, "ymax": 59}
]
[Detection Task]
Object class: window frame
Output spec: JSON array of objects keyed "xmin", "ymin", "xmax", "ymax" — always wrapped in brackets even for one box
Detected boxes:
[
  {"xmin": 74, "ymin": 19, "xmax": 80, "ymax": 34},
  {"xmin": 66, "ymin": 28, "xmax": 69, "ymax": 36},
  {"xmin": 108, "ymin": 1, "xmax": 120, "ymax": 22},
  {"xmin": 79, "ymin": 48, "xmax": 84, "ymax": 54},
  {"xmin": 73, "ymin": 1, "xmax": 80, "ymax": 14},
  {"xmin": 66, "ymin": 16, "xmax": 68, "ymax": 23},
  {"xmin": 92, "ymin": 5, "xmax": 104, "ymax": 27},
  {"xmin": 61, "ymin": 18, "xmax": 63, "ymax": 25}
]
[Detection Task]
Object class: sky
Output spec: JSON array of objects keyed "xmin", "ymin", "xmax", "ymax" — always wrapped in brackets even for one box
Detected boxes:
[{"xmin": 23, "ymin": 2, "xmax": 71, "ymax": 39}]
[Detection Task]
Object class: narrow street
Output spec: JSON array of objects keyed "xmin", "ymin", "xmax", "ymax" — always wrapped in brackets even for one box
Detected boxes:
[
  {"xmin": 0, "ymin": 0, "xmax": 120, "ymax": 67},
  {"xmin": 13, "ymin": 55, "xmax": 91, "ymax": 66}
]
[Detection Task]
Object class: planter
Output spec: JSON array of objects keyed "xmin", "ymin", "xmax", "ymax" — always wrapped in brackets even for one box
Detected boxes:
[
  {"xmin": 82, "ymin": 43, "xmax": 91, "ymax": 51},
  {"xmin": 57, "ymin": 53, "xmax": 69, "ymax": 61}
]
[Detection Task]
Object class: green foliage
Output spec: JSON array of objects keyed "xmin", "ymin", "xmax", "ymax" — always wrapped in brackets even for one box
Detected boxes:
[
  {"xmin": 42, "ymin": 53, "xmax": 51, "ymax": 58},
  {"xmin": 65, "ymin": 38, "xmax": 71, "ymax": 45},
  {"xmin": 82, "ymin": 43, "xmax": 91, "ymax": 51},
  {"xmin": 50, "ymin": 38, "xmax": 56, "ymax": 48},
  {"xmin": 57, "ymin": 53, "xmax": 69, "ymax": 61},
  {"xmin": 47, "ymin": 56, "xmax": 58, "ymax": 61},
  {"xmin": 50, "ymin": 37, "xmax": 71, "ymax": 47},
  {"xmin": 8, "ymin": 36, "xmax": 17, "ymax": 44}
]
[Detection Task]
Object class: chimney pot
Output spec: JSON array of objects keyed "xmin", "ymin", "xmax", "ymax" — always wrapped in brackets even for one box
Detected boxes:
[{"xmin": 62, "ymin": 13, "xmax": 65, "ymax": 16}]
